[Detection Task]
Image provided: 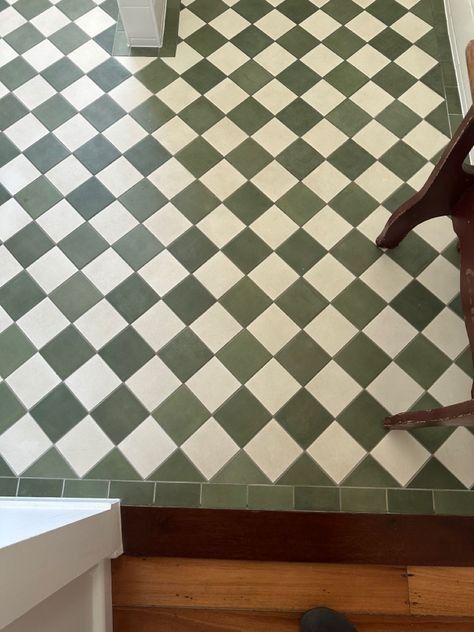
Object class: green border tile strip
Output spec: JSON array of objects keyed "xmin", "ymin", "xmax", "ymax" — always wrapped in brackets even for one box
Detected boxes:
[{"xmin": 0, "ymin": 0, "xmax": 473, "ymax": 515}]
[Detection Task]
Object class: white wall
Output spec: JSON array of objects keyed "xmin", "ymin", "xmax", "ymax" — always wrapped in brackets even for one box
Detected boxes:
[{"xmin": 444, "ymin": 0, "xmax": 474, "ymax": 115}]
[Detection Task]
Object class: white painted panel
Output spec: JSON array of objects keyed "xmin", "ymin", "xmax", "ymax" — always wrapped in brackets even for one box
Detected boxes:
[{"xmin": 444, "ymin": 0, "xmax": 474, "ymax": 114}]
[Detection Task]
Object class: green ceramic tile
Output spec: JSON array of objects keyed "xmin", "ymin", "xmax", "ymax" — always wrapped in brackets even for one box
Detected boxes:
[
  {"xmin": 154, "ymin": 482, "xmax": 201, "ymax": 507},
  {"xmin": 63, "ymin": 479, "xmax": 110, "ymax": 498},
  {"xmin": 50, "ymin": 23, "xmax": 89, "ymax": 54},
  {"xmin": 277, "ymin": 229, "xmax": 326, "ymax": 275},
  {"xmin": 201, "ymin": 483, "xmax": 247, "ymax": 508},
  {"xmin": 179, "ymin": 96, "xmax": 223, "ymax": 134},
  {"xmin": 31, "ymin": 384, "xmax": 87, "ymax": 441},
  {"xmin": 153, "ymin": 386, "xmax": 210, "ymax": 444},
  {"xmin": 82, "ymin": 95, "xmax": 126, "ymax": 132},
  {"xmin": 232, "ymin": 26, "xmax": 272, "ymax": 58},
  {"xmin": 75, "ymin": 135, "xmax": 120, "ymax": 175},
  {"xmin": 229, "ymin": 97, "xmax": 273, "ymax": 135},
  {"xmin": 228, "ymin": 139, "xmax": 272, "ymax": 179},
  {"xmin": 325, "ymin": 27, "xmax": 364, "ymax": 59},
  {"xmin": 85, "ymin": 449, "xmax": 137, "ymax": 480},
  {"xmin": 15, "ymin": 176, "xmax": 62, "ymax": 218},
  {"xmin": 149, "ymin": 450, "xmax": 205, "ymax": 482},
  {"xmin": 408, "ymin": 458, "xmax": 464, "ymax": 490},
  {"xmin": 172, "ymin": 181, "xmax": 219, "ymax": 223},
  {"xmin": 277, "ymin": 333, "xmax": 330, "ymax": 385},
  {"xmin": 183, "ymin": 59, "xmax": 226, "ymax": 94},
  {"xmin": 278, "ymin": 25, "xmax": 318, "ymax": 58},
  {"xmin": 340, "ymin": 487, "xmax": 387, "ymax": 513},
  {"xmin": 24, "ymin": 448, "xmax": 76, "ymax": 478},
  {"xmin": 50, "ymin": 272, "xmax": 102, "ymax": 321},
  {"xmin": 42, "ymin": 58, "xmax": 82, "ymax": 91},
  {"xmin": 330, "ymin": 183, "xmax": 378, "ymax": 226},
  {"xmin": 376, "ymin": 101, "xmax": 421, "ymax": 137},
  {"xmin": 226, "ymin": 182, "xmax": 272, "ymax": 225},
  {"xmin": 41, "ymin": 326, "xmax": 95, "ymax": 379},
  {"xmin": 33, "ymin": 95, "xmax": 78, "ymax": 132},
  {"xmin": 434, "ymin": 491, "xmax": 474, "ymax": 516},
  {"xmin": 248, "ymin": 485, "xmax": 294, "ymax": 510},
  {"xmin": 277, "ymin": 61, "xmax": 319, "ymax": 96},
  {"xmin": 99, "ymin": 327, "xmax": 154, "ymax": 381},
  {"xmin": 113, "ymin": 227, "xmax": 164, "ymax": 270},
  {"xmin": 221, "ymin": 278, "xmax": 272, "ymax": 327},
  {"xmin": 343, "ymin": 455, "xmax": 399, "ymax": 488},
  {"xmin": 278, "ymin": 455, "xmax": 334, "ymax": 486},
  {"xmin": 277, "ymin": 99, "xmax": 321, "ymax": 135},
  {"xmin": 396, "ymin": 335, "xmax": 451, "ymax": 389},
  {"xmin": 294, "ymin": 486, "xmax": 340, "ymax": 511},
  {"xmin": 333, "ymin": 280, "xmax": 385, "ymax": 329},
  {"xmin": 58, "ymin": 224, "xmax": 108, "ymax": 268},
  {"xmin": 0, "ymin": 325, "xmax": 35, "ymax": 378},
  {"xmin": 336, "ymin": 334, "xmax": 390, "ymax": 388},
  {"xmin": 92, "ymin": 385, "xmax": 148, "ymax": 443},
  {"xmin": 159, "ymin": 328, "xmax": 213, "ymax": 381},
  {"xmin": 277, "ymin": 279, "xmax": 327, "ymax": 328},
  {"xmin": 388, "ymin": 489, "xmax": 434, "ymax": 514},
  {"xmin": 125, "ymin": 137, "xmax": 171, "ymax": 176},
  {"xmin": 163, "ymin": 277, "xmax": 215, "ymax": 325},
  {"xmin": 223, "ymin": 229, "xmax": 272, "ymax": 274},
  {"xmin": 18, "ymin": 478, "xmax": 63, "ymax": 497},
  {"xmin": 277, "ymin": 183, "xmax": 325, "ymax": 226},
  {"xmin": 391, "ymin": 281, "xmax": 444, "ymax": 330},
  {"xmin": 231, "ymin": 60, "xmax": 272, "ymax": 95},
  {"xmin": 0, "ymin": 478, "xmax": 18, "ymax": 496},
  {"xmin": 5, "ymin": 223, "xmax": 53, "ymax": 267},
  {"xmin": 5, "ymin": 23, "xmax": 43, "ymax": 53},
  {"xmin": 109, "ymin": 480, "xmax": 155, "ymax": 505},
  {"xmin": 217, "ymin": 330, "xmax": 271, "ymax": 383},
  {"xmin": 131, "ymin": 97, "xmax": 174, "ymax": 133},
  {"xmin": 0, "ymin": 383, "xmax": 25, "ymax": 433},
  {"xmin": 214, "ymin": 387, "xmax": 271, "ymax": 446},
  {"xmin": 107, "ymin": 274, "xmax": 159, "ymax": 322},
  {"xmin": 120, "ymin": 179, "xmax": 167, "ymax": 221},
  {"xmin": 25, "ymin": 134, "xmax": 69, "ymax": 173},
  {"xmin": 0, "ymin": 58, "xmax": 35, "ymax": 91},
  {"xmin": 212, "ymin": 452, "xmax": 269, "ymax": 484},
  {"xmin": 331, "ymin": 230, "xmax": 381, "ymax": 276},
  {"xmin": 275, "ymin": 389, "xmax": 332, "ymax": 449},
  {"xmin": 67, "ymin": 178, "xmax": 115, "ymax": 220},
  {"xmin": 0, "ymin": 95, "xmax": 28, "ymax": 131},
  {"xmin": 0, "ymin": 272, "xmax": 46, "ymax": 320},
  {"xmin": 338, "ymin": 392, "xmax": 389, "ymax": 451}
]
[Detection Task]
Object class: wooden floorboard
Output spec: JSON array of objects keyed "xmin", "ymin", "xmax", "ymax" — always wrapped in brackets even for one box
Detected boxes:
[
  {"xmin": 113, "ymin": 607, "xmax": 474, "ymax": 631},
  {"xmin": 408, "ymin": 566, "xmax": 474, "ymax": 617},
  {"xmin": 112, "ymin": 556, "xmax": 410, "ymax": 615}
]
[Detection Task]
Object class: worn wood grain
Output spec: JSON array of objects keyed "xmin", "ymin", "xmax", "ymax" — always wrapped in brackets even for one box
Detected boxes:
[
  {"xmin": 409, "ymin": 567, "xmax": 474, "ymax": 617},
  {"xmin": 113, "ymin": 607, "xmax": 474, "ymax": 631},
  {"xmin": 112, "ymin": 556, "xmax": 410, "ymax": 615}
]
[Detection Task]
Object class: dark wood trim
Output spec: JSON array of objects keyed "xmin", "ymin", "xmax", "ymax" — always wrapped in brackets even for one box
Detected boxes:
[{"xmin": 121, "ymin": 507, "xmax": 474, "ymax": 566}]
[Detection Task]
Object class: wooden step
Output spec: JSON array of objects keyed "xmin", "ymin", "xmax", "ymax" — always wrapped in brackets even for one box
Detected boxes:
[
  {"xmin": 113, "ymin": 607, "xmax": 474, "ymax": 631},
  {"xmin": 112, "ymin": 556, "xmax": 410, "ymax": 615},
  {"xmin": 112, "ymin": 557, "xmax": 474, "ymax": 630}
]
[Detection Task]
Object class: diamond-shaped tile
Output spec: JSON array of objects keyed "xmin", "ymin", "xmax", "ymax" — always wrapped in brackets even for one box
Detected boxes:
[
  {"xmin": 182, "ymin": 417, "xmax": 238, "ymax": 480},
  {"xmin": 307, "ymin": 421, "xmax": 365, "ymax": 484}
]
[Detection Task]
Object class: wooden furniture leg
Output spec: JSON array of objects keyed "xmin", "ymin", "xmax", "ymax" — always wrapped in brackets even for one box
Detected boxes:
[{"xmin": 377, "ymin": 108, "xmax": 474, "ymax": 430}]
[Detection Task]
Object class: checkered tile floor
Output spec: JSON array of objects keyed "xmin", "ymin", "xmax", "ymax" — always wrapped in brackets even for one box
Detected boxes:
[{"xmin": 1, "ymin": 0, "xmax": 473, "ymax": 511}]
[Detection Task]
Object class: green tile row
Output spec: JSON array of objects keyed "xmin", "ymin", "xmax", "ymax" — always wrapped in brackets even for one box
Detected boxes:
[{"xmin": 2, "ymin": 478, "xmax": 474, "ymax": 515}]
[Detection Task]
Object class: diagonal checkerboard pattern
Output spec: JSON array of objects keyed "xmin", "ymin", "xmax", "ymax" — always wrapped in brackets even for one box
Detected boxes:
[{"xmin": 1, "ymin": 0, "xmax": 473, "ymax": 511}]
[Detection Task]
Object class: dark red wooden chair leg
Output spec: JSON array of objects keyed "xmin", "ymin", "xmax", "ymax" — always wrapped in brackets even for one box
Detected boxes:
[
  {"xmin": 377, "ymin": 106, "xmax": 474, "ymax": 249},
  {"xmin": 376, "ymin": 107, "xmax": 474, "ymax": 429}
]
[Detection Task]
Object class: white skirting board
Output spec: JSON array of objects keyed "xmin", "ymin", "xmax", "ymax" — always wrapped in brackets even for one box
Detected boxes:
[{"xmin": 444, "ymin": 0, "xmax": 474, "ymax": 115}]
